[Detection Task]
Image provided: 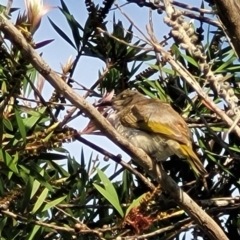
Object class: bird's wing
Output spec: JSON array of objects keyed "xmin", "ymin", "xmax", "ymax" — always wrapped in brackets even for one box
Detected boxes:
[{"xmin": 120, "ymin": 99, "xmax": 190, "ymax": 145}]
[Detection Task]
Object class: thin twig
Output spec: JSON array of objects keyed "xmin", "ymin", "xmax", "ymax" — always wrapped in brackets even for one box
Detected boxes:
[
  {"xmin": 146, "ymin": 25, "xmax": 240, "ymax": 139},
  {"xmin": 122, "ymin": 218, "xmax": 192, "ymax": 239},
  {"xmin": 76, "ymin": 135, "xmax": 155, "ymax": 191},
  {"xmin": 17, "ymin": 96, "xmax": 75, "ymax": 106},
  {"xmin": 172, "ymin": 0, "xmax": 214, "ymax": 14},
  {"xmin": 0, "ymin": 13, "xmax": 229, "ymax": 240},
  {"xmin": 5, "ymin": 0, "xmax": 12, "ymax": 16},
  {"xmin": 97, "ymin": 27, "xmax": 150, "ymax": 49},
  {"xmin": 115, "ymin": 3, "xmax": 151, "ymax": 42},
  {"xmin": 1, "ymin": 210, "xmax": 75, "ymax": 232},
  {"xmin": 23, "ymin": 73, "xmax": 57, "ymax": 122},
  {"xmin": 60, "ymin": 65, "xmax": 112, "ymax": 127}
]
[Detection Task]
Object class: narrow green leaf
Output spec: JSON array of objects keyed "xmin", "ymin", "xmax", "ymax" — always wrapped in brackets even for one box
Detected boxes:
[
  {"xmin": 26, "ymin": 225, "xmax": 40, "ymax": 240},
  {"xmin": 59, "ymin": 8, "xmax": 82, "ymax": 49},
  {"xmin": 125, "ymin": 24, "xmax": 133, "ymax": 42},
  {"xmin": 148, "ymin": 64, "xmax": 178, "ymax": 76},
  {"xmin": 180, "ymin": 53, "xmax": 198, "ymax": 67},
  {"xmin": 21, "ymin": 176, "xmax": 34, "ymax": 211},
  {"xmin": 125, "ymin": 193, "xmax": 146, "ymax": 216},
  {"xmin": 97, "ymin": 169, "xmax": 118, "ymax": 201},
  {"xmin": 15, "ymin": 108, "xmax": 26, "ymax": 143},
  {"xmin": 31, "ymin": 188, "xmax": 49, "ymax": 214},
  {"xmin": 154, "ymin": 80, "xmax": 168, "ymax": 101},
  {"xmin": 19, "ymin": 165, "xmax": 30, "ymax": 183},
  {"xmin": 133, "ymin": 53, "xmax": 155, "ymax": 62},
  {"xmin": 93, "ymin": 183, "xmax": 124, "ymax": 217},
  {"xmin": 129, "ymin": 62, "xmax": 143, "ymax": 77},
  {"xmin": 95, "ymin": 169, "xmax": 123, "ymax": 216},
  {"xmin": 29, "ymin": 164, "xmax": 54, "ymax": 191},
  {"xmin": 161, "ymin": 67, "xmax": 179, "ymax": 75},
  {"xmin": 139, "ymin": 86, "xmax": 156, "ymax": 99},
  {"xmin": 87, "ymin": 152, "xmax": 93, "ymax": 175},
  {"xmin": 48, "ymin": 17, "xmax": 76, "ymax": 49},
  {"xmin": 30, "ymin": 178, "xmax": 41, "ymax": 199},
  {"xmin": 43, "ymin": 130, "xmax": 54, "ymax": 142},
  {"xmin": 47, "ymin": 160, "xmax": 70, "ymax": 177},
  {"xmin": 42, "ymin": 195, "xmax": 67, "ymax": 212},
  {"xmin": 226, "ymin": 65, "xmax": 240, "ymax": 71},
  {"xmin": 229, "ymin": 146, "xmax": 240, "ymax": 153},
  {"xmin": 18, "ymin": 106, "xmax": 43, "ymax": 117},
  {"xmin": 0, "ymin": 217, "xmax": 7, "ymax": 236},
  {"xmin": 60, "ymin": 0, "xmax": 70, "ymax": 14},
  {"xmin": 24, "ymin": 68, "xmax": 37, "ymax": 97},
  {"xmin": 3, "ymin": 118, "xmax": 13, "ymax": 131},
  {"xmin": 7, "ymin": 171, "xmax": 13, "ymax": 180},
  {"xmin": 23, "ymin": 107, "xmax": 46, "ymax": 130},
  {"xmin": 0, "ymin": 149, "xmax": 18, "ymax": 173},
  {"xmin": 54, "ymin": 148, "xmax": 70, "ymax": 154},
  {"xmin": 81, "ymin": 148, "xmax": 86, "ymax": 168},
  {"xmin": 214, "ymin": 55, "xmax": 237, "ymax": 72}
]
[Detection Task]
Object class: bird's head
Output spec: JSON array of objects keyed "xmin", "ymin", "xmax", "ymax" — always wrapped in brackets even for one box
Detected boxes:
[{"xmin": 111, "ymin": 89, "xmax": 146, "ymax": 111}]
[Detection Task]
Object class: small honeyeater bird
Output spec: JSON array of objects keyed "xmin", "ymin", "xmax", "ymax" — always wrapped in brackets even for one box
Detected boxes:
[{"xmin": 108, "ymin": 89, "xmax": 207, "ymax": 177}]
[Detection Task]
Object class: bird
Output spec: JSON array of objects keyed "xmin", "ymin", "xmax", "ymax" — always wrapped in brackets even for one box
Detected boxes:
[{"xmin": 108, "ymin": 89, "xmax": 207, "ymax": 177}]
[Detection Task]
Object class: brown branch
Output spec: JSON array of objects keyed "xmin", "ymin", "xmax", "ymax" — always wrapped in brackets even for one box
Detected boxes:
[
  {"xmin": 213, "ymin": 0, "xmax": 240, "ymax": 59},
  {"xmin": 126, "ymin": 0, "xmax": 220, "ymax": 27},
  {"xmin": 23, "ymin": 73, "xmax": 57, "ymax": 122},
  {"xmin": 172, "ymin": 1, "xmax": 213, "ymax": 14},
  {"xmin": 17, "ymin": 96, "xmax": 74, "ymax": 106},
  {"xmin": 0, "ymin": 14, "xmax": 228, "ymax": 240},
  {"xmin": 123, "ymin": 218, "xmax": 192, "ymax": 239},
  {"xmin": 1, "ymin": 210, "xmax": 105, "ymax": 239},
  {"xmin": 5, "ymin": 0, "xmax": 12, "ymax": 16},
  {"xmin": 146, "ymin": 23, "xmax": 240, "ymax": 140},
  {"xmin": 199, "ymin": 197, "xmax": 240, "ymax": 208},
  {"xmin": 2, "ymin": 210, "xmax": 75, "ymax": 232},
  {"xmin": 60, "ymin": 65, "xmax": 112, "ymax": 127},
  {"xmin": 76, "ymin": 135, "xmax": 156, "ymax": 191}
]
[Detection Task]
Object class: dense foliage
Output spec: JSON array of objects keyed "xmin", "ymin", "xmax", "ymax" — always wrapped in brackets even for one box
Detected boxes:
[{"xmin": 0, "ymin": 0, "xmax": 240, "ymax": 239}]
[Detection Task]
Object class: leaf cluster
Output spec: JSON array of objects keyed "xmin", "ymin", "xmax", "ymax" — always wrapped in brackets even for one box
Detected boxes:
[{"xmin": 0, "ymin": 0, "xmax": 240, "ymax": 239}]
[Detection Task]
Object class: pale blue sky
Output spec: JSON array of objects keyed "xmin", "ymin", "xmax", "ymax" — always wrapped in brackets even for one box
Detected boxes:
[
  {"xmin": 0, "ymin": 0, "xmax": 211, "ymax": 183},
  {"xmin": 1, "ymin": 0, "xmax": 177, "ymax": 162},
  {"xmin": 1, "ymin": 0, "xmax": 216, "ymax": 239}
]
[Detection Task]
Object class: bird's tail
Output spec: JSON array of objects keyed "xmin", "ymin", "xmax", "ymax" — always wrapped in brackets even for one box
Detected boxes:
[{"xmin": 180, "ymin": 144, "xmax": 207, "ymax": 177}]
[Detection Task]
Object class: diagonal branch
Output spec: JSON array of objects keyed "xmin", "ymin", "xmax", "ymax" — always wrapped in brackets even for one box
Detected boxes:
[
  {"xmin": 213, "ymin": 0, "xmax": 240, "ymax": 59},
  {"xmin": 0, "ymin": 14, "xmax": 228, "ymax": 240},
  {"xmin": 148, "ymin": 30, "xmax": 240, "ymax": 138}
]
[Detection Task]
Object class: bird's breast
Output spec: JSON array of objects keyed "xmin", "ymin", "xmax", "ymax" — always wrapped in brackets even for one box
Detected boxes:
[{"xmin": 108, "ymin": 112, "xmax": 174, "ymax": 160}]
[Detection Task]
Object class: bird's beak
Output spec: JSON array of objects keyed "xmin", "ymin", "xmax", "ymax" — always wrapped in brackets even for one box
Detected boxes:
[
  {"xmin": 95, "ymin": 101, "xmax": 112, "ymax": 107},
  {"xmin": 95, "ymin": 90, "xmax": 115, "ymax": 107}
]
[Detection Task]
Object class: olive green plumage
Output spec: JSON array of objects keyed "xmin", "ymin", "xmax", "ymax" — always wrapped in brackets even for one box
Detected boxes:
[{"xmin": 109, "ymin": 89, "xmax": 207, "ymax": 177}]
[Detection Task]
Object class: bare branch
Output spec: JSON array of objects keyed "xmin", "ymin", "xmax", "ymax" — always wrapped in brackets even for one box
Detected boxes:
[
  {"xmin": 0, "ymin": 13, "xmax": 229, "ymax": 240},
  {"xmin": 213, "ymin": 0, "xmax": 240, "ymax": 59}
]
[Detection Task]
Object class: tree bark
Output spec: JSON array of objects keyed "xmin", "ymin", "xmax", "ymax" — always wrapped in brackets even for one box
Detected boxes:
[
  {"xmin": 0, "ymin": 14, "xmax": 229, "ymax": 240},
  {"xmin": 214, "ymin": 0, "xmax": 240, "ymax": 59}
]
